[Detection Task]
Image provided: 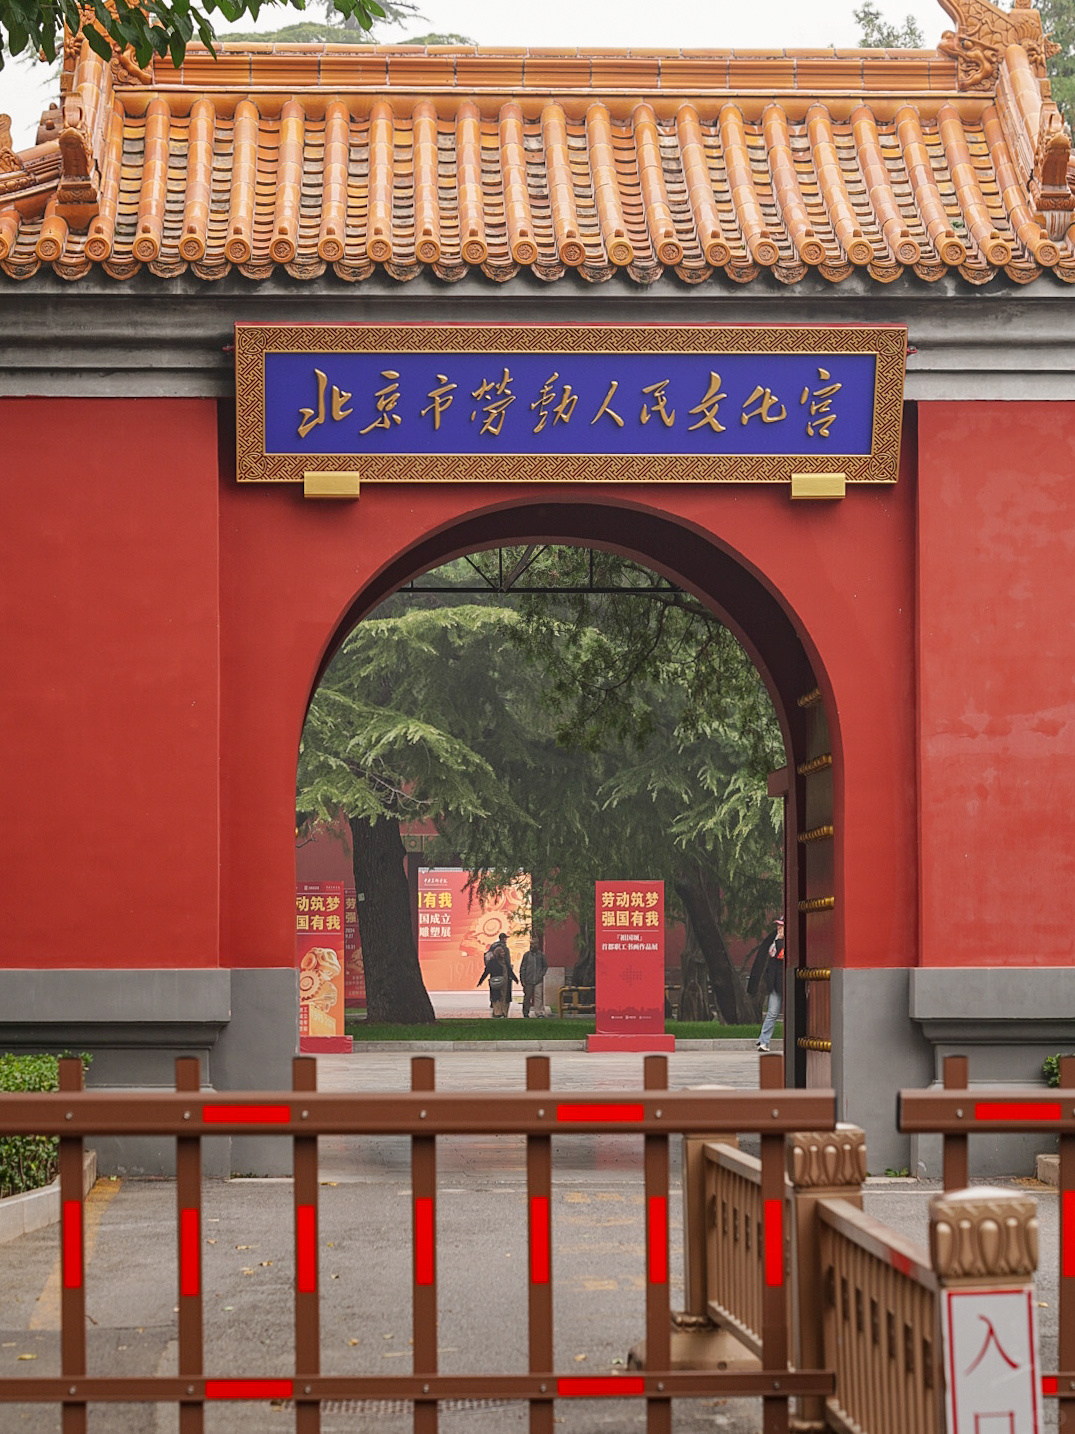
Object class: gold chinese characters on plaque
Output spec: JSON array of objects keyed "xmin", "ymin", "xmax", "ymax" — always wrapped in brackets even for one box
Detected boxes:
[{"xmin": 234, "ymin": 323, "xmax": 906, "ymax": 485}]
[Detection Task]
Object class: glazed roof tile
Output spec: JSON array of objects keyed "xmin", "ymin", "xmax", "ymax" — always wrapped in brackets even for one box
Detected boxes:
[{"xmin": 1, "ymin": 0, "xmax": 1074, "ymax": 287}]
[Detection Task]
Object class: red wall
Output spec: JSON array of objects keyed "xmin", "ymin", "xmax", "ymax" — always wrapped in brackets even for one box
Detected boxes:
[
  {"xmin": 0, "ymin": 398, "xmax": 221, "ymax": 968},
  {"xmin": 217, "ymin": 464, "xmax": 918, "ymax": 974},
  {"xmin": 917, "ymin": 402, "xmax": 1075, "ymax": 966},
  {"xmin": 2, "ymin": 394, "xmax": 921, "ymax": 974},
  {"xmin": 5, "ymin": 392, "xmax": 1067, "ymax": 980}
]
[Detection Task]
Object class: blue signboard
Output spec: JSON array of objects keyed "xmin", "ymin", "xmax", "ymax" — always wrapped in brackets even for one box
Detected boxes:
[{"xmin": 234, "ymin": 324, "xmax": 906, "ymax": 485}]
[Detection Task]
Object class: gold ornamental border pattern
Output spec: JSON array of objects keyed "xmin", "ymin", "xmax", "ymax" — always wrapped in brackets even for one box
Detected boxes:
[{"xmin": 234, "ymin": 323, "xmax": 907, "ymax": 485}]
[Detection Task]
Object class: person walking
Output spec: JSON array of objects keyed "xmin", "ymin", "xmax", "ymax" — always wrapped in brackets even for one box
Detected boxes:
[
  {"xmin": 756, "ymin": 916, "xmax": 785, "ymax": 1053},
  {"xmin": 519, "ymin": 940, "xmax": 548, "ymax": 1019},
  {"xmin": 477, "ymin": 934, "xmax": 519, "ymax": 1018}
]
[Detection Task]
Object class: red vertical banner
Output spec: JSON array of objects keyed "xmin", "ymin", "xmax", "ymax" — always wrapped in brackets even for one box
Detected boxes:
[
  {"xmin": 343, "ymin": 889, "xmax": 366, "ymax": 1009},
  {"xmin": 296, "ymin": 881, "xmax": 352, "ymax": 1052},
  {"xmin": 588, "ymin": 880, "xmax": 673, "ymax": 1052}
]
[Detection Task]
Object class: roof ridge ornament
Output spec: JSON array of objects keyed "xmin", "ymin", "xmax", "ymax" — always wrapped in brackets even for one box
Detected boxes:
[
  {"xmin": 0, "ymin": 116, "xmax": 33, "ymax": 198},
  {"xmin": 61, "ymin": 0, "xmax": 153, "ymax": 99},
  {"xmin": 937, "ymin": 0, "xmax": 1061, "ymax": 90},
  {"xmin": 1032, "ymin": 104, "xmax": 1074, "ymax": 215},
  {"xmin": 937, "ymin": 0, "xmax": 1060, "ymax": 89}
]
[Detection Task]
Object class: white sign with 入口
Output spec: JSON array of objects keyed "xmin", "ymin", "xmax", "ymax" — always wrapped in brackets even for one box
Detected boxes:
[{"xmin": 943, "ymin": 1287, "xmax": 1041, "ymax": 1434}]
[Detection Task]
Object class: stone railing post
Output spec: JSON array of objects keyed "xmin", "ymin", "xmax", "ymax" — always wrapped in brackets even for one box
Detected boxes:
[
  {"xmin": 929, "ymin": 1187, "xmax": 1040, "ymax": 1432},
  {"xmin": 787, "ymin": 1124, "xmax": 868, "ymax": 1429}
]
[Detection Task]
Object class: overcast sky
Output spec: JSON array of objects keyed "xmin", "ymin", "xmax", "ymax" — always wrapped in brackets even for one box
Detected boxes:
[{"xmin": 2, "ymin": 0, "xmax": 946, "ymax": 147}]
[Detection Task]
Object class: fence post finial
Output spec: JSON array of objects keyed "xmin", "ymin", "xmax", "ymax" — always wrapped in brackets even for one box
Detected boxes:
[{"xmin": 930, "ymin": 1186, "xmax": 1038, "ymax": 1285}]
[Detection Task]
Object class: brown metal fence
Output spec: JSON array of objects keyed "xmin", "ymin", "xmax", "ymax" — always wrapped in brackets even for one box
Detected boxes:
[
  {"xmin": 691, "ymin": 1123, "xmax": 942, "ymax": 1434},
  {"xmin": 0, "ymin": 1051, "xmax": 836, "ymax": 1434},
  {"xmin": 703, "ymin": 1142, "xmax": 785, "ymax": 1357},
  {"xmin": 817, "ymin": 1198, "xmax": 941, "ymax": 1434},
  {"xmin": 899, "ymin": 1052, "xmax": 1074, "ymax": 1425}
]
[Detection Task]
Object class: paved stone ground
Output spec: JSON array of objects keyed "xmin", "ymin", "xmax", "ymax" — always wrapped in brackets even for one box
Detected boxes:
[{"xmin": 0, "ymin": 1050, "xmax": 1060, "ymax": 1432}]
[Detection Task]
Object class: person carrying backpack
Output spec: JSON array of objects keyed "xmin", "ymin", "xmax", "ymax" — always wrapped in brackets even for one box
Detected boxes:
[{"xmin": 477, "ymin": 933, "xmax": 518, "ymax": 1017}]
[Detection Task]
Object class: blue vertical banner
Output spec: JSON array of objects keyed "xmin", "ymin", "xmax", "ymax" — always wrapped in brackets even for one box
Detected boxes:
[{"xmin": 235, "ymin": 324, "xmax": 906, "ymax": 484}]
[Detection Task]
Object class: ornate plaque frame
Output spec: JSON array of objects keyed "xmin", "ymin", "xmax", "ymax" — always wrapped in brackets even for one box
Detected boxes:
[{"xmin": 235, "ymin": 323, "xmax": 906, "ymax": 484}]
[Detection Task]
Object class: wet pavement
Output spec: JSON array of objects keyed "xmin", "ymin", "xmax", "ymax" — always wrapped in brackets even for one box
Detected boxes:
[
  {"xmin": 0, "ymin": 1049, "xmax": 1060, "ymax": 1432},
  {"xmin": 316, "ymin": 1048, "xmax": 762, "ymax": 1185}
]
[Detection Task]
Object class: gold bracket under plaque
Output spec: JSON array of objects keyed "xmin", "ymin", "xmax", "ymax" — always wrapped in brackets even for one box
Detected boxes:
[
  {"xmin": 304, "ymin": 470, "xmax": 360, "ymax": 500},
  {"xmin": 791, "ymin": 473, "xmax": 846, "ymax": 500}
]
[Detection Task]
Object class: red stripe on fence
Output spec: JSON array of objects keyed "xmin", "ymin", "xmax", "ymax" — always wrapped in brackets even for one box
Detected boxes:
[
  {"xmin": 1064, "ymin": 1191, "xmax": 1075, "ymax": 1279},
  {"xmin": 558, "ymin": 1376, "xmax": 646, "ymax": 1397},
  {"xmin": 890, "ymin": 1251, "xmax": 912, "ymax": 1278},
  {"xmin": 205, "ymin": 1379, "xmax": 294, "ymax": 1400},
  {"xmin": 202, "ymin": 1104, "xmax": 291, "ymax": 1124},
  {"xmin": 648, "ymin": 1196, "xmax": 668, "ymax": 1284},
  {"xmin": 974, "ymin": 1101, "xmax": 1062, "ymax": 1123},
  {"xmin": 62, "ymin": 1200, "xmax": 82, "ymax": 1290},
  {"xmin": 530, "ymin": 1195, "xmax": 550, "ymax": 1285},
  {"xmin": 415, "ymin": 1196, "xmax": 435, "ymax": 1286},
  {"xmin": 179, "ymin": 1207, "xmax": 200, "ymax": 1297},
  {"xmin": 764, "ymin": 1198, "xmax": 784, "ymax": 1287},
  {"xmin": 1043, "ymin": 1376, "xmax": 1059, "ymax": 1396},
  {"xmin": 556, "ymin": 1103, "xmax": 645, "ymax": 1123},
  {"xmin": 296, "ymin": 1204, "xmax": 317, "ymax": 1294}
]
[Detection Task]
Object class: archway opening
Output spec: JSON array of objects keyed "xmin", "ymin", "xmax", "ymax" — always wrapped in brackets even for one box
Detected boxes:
[{"xmin": 294, "ymin": 502, "xmax": 836, "ymax": 1085}]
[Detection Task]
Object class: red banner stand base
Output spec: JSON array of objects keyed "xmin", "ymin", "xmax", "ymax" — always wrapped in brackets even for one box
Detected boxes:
[
  {"xmin": 299, "ymin": 1036, "xmax": 354, "ymax": 1054},
  {"xmin": 587, "ymin": 1034, "xmax": 676, "ymax": 1052}
]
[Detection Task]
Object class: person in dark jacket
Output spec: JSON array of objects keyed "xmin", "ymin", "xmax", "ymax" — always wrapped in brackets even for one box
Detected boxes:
[
  {"xmin": 477, "ymin": 935, "xmax": 518, "ymax": 1017},
  {"xmin": 756, "ymin": 917, "xmax": 785, "ymax": 1052},
  {"xmin": 519, "ymin": 941, "xmax": 548, "ymax": 1019}
]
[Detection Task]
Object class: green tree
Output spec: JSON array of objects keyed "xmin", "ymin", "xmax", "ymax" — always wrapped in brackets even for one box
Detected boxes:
[
  {"xmin": 298, "ymin": 604, "xmax": 533, "ymax": 1022},
  {"xmin": 854, "ymin": 2, "xmax": 925, "ymax": 47},
  {"xmin": 451, "ymin": 547, "xmax": 785, "ymax": 1023},
  {"xmin": 0, "ymin": 0, "xmax": 385, "ymax": 75},
  {"xmin": 300, "ymin": 551, "xmax": 784, "ymax": 1026},
  {"xmin": 226, "ymin": 0, "xmax": 473, "ymax": 46},
  {"xmin": 1039, "ymin": 0, "xmax": 1075, "ymax": 121}
]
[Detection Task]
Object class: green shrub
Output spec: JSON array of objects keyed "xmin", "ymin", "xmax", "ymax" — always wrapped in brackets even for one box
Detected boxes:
[
  {"xmin": 1043, "ymin": 1054, "xmax": 1074, "ymax": 1089},
  {"xmin": 0, "ymin": 1054, "xmax": 89, "ymax": 1200}
]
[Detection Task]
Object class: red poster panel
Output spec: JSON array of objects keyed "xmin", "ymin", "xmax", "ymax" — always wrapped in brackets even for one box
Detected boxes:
[
  {"xmin": 417, "ymin": 869, "xmax": 529, "ymax": 991},
  {"xmin": 588, "ymin": 880, "xmax": 674, "ymax": 1052},
  {"xmin": 296, "ymin": 881, "xmax": 352, "ymax": 1052},
  {"xmin": 343, "ymin": 889, "xmax": 366, "ymax": 1008}
]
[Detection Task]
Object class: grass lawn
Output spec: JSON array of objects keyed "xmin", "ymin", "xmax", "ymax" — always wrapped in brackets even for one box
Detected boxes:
[{"xmin": 344, "ymin": 1015, "xmax": 780, "ymax": 1042}]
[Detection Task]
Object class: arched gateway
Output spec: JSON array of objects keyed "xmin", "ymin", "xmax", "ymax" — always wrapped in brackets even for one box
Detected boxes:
[{"xmin": 2, "ymin": 0, "xmax": 1074, "ymax": 1174}]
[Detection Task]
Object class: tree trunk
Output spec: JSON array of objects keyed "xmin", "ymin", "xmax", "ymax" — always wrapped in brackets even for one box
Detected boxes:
[
  {"xmin": 349, "ymin": 815, "xmax": 435, "ymax": 1024},
  {"xmin": 677, "ymin": 913, "xmax": 713, "ymax": 1021},
  {"xmin": 674, "ymin": 867, "xmax": 749, "ymax": 1025}
]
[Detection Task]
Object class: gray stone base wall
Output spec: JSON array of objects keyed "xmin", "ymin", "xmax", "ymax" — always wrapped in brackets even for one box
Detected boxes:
[
  {"xmin": 829, "ymin": 967, "xmax": 1072, "ymax": 1179},
  {"xmin": 830, "ymin": 969, "xmax": 933, "ymax": 1175},
  {"xmin": 0, "ymin": 968, "xmax": 299, "ymax": 1177},
  {"xmin": 907, "ymin": 967, "xmax": 1074, "ymax": 1180}
]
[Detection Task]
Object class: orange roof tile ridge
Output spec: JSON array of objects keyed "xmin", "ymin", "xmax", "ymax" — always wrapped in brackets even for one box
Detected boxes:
[
  {"xmin": 585, "ymin": 103, "xmax": 633, "ymax": 267},
  {"xmin": 937, "ymin": 100, "xmax": 1012, "ymax": 265},
  {"xmin": 9, "ymin": 29, "xmax": 1075, "ymax": 290},
  {"xmin": 981, "ymin": 100, "xmax": 1059, "ymax": 266},
  {"xmin": 140, "ymin": 37, "xmax": 967, "ymax": 97}
]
